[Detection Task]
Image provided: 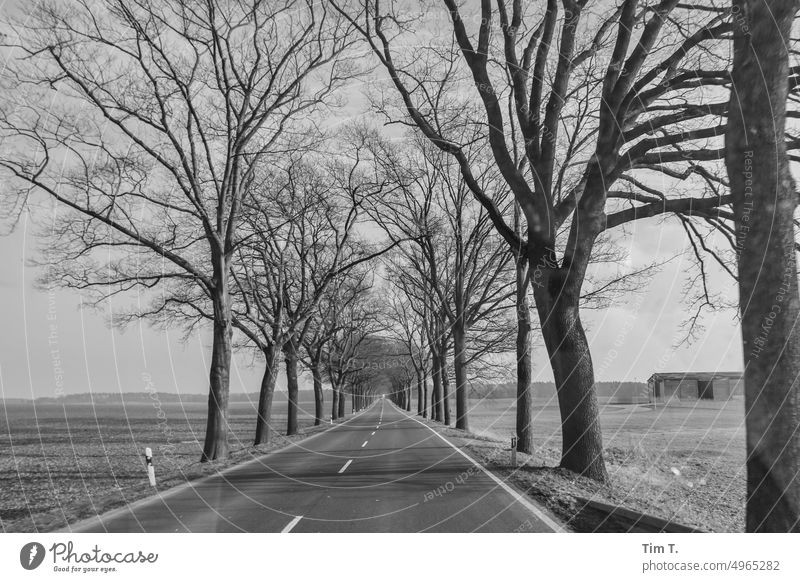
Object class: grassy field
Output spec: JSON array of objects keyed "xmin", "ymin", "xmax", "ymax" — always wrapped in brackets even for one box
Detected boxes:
[
  {"xmin": 0, "ymin": 393, "xmax": 328, "ymax": 532},
  {"xmin": 457, "ymin": 397, "xmax": 747, "ymax": 532}
]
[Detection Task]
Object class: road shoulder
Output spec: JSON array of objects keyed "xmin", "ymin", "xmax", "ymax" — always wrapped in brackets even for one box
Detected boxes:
[
  {"xmin": 391, "ymin": 404, "xmax": 566, "ymax": 533},
  {"xmin": 55, "ymin": 407, "xmax": 376, "ymax": 533}
]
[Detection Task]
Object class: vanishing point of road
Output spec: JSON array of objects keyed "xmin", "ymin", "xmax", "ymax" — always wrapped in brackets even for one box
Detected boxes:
[{"xmin": 66, "ymin": 400, "xmax": 562, "ymax": 533}]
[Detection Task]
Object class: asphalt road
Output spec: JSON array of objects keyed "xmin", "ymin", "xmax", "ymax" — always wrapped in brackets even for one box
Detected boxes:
[{"xmin": 68, "ymin": 399, "xmax": 561, "ymax": 533}]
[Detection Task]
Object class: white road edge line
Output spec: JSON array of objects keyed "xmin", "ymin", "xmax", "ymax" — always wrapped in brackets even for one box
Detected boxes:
[
  {"xmin": 281, "ymin": 515, "xmax": 303, "ymax": 533},
  {"xmin": 399, "ymin": 405, "xmax": 566, "ymax": 533},
  {"xmin": 338, "ymin": 460, "xmax": 352, "ymax": 474},
  {"xmin": 361, "ymin": 441, "xmax": 368, "ymax": 447}
]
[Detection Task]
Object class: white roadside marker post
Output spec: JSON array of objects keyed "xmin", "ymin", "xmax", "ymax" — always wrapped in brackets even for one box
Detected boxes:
[
  {"xmin": 510, "ymin": 437, "xmax": 517, "ymax": 468},
  {"xmin": 145, "ymin": 447, "xmax": 156, "ymax": 487}
]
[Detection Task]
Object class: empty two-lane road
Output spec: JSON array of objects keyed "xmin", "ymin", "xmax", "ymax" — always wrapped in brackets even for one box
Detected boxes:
[{"xmin": 67, "ymin": 400, "xmax": 561, "ymax": 533}]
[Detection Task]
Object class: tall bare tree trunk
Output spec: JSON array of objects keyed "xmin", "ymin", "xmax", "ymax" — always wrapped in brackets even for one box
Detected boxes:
[
  {"xmin": 422, "ymin": 370, "xmax": 429, "ymax": 418},
  {"xmin": 416, "ymin": 370, "xmax": 424, "ymax": 416},
  {"xmin": 453, "ymin": 216, "xmax": 469, "ymax": 430},
  {"xmin": 338, "ymin": 386, "xmax": 346, "ymax": 418},
  {"xmin": 201, "ymin": 255, "xmax": 232, "ymax": 462},
  {"xmin": 453, "ymin": 321, "xmax": 469, "ymax": 431},
  {"xmin": 534, "ymin": 276, "xmax": 608, "ymax": 482},
  {"xmin": 431, "ymin": 350, "xmax": 443, "ymax": 421},
  {"xmin": 254, "ymin": 344, "xmax": 281, "ymax": 445},
  {"xmin": 311, "ymin": 356, "xmax": 324, "ymax": 426},
  {"xmin": 331, "ymin": 383, "xmax": 340, "ymax": 421},
  {"xmin": 284, "ymin": 340, "xmax": 300, "ymax": 436},
  {"xmin": 516, "ymin": 256, "xmax": 534, "ymax": 454},
  {"xmin": 440, "ymin": 336, "xmax": 451, "ymax": 426},
  {"xmin": 726, "ymin": 0, "xmax": 800, "ymax": 532},
  {"xmin": 514, "ymin": 204, "xmax": 535, "ymax": 454}
]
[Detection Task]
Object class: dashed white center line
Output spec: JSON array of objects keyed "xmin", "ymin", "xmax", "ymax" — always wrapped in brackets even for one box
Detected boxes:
[
  {"xmin": 338, "ymin": 460, "xmax": 352, "ymax": 474},
  {"xmin": 281, "ymin": 515, "xmax": 303, "ymax": 533},
  {"xmin": 361, "ymin": 441, "xmax": 368, "ymax": 448},
  {"xmin": 371, "ymin": 431, "xmax": 376, "ymax": 436}
]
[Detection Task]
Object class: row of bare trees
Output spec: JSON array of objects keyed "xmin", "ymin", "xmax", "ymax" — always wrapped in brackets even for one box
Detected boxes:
[
  {"xmin": 0, "ymin": 0, "xmax": 404, "ymax": 461},
  {"xmin": 0, "ymin": 0, "xmax": 371, "ymax": 461},
  {"xmin": 329, "ymin": 0, "xmax": 734, "ymax": 482},
  {"xmin": 372, "ymin": 129, "xmax": 652, "ymax": 440},
  {"xmin": 326, "ymin": 0, "xmax": 800, "ymax": 530}
]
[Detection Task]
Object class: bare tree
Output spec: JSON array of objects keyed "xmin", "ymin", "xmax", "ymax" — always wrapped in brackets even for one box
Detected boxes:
[
  {"xmin": 301, "ymin": 298, "xmax": 339, "ymax": 426},
  {"xmin": 726, "ymin": 0, "xmax": 800, "ymax": 532},
  {"xmin": 0, "ymin": 0, "xmax": 356, "ymax": 461}
]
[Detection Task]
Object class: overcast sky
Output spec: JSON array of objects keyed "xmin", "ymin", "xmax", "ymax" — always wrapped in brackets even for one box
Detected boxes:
[
  {"xmin": 0, "ymin": 204, "xmax": 744, "ymax": 400},
  {"xmin": 0, "ymin": 212, "xmax": 270, "ymax": 400}
]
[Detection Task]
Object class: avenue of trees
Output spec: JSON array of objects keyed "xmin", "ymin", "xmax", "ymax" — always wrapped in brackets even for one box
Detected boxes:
[{"xmin": 1, "ymin": 0, "xmax": 798, "ymax": 531}]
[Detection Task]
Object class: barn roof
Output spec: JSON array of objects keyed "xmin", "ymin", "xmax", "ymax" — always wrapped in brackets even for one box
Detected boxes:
[{"xmin": 647, "ymin": 371, "xmax": 743, "ymax": 383}]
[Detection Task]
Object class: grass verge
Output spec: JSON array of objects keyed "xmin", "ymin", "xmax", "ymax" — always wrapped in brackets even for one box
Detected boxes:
[{"xmin": 424, "ymin": 418, "xmax": 742, "ymax": 532}]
